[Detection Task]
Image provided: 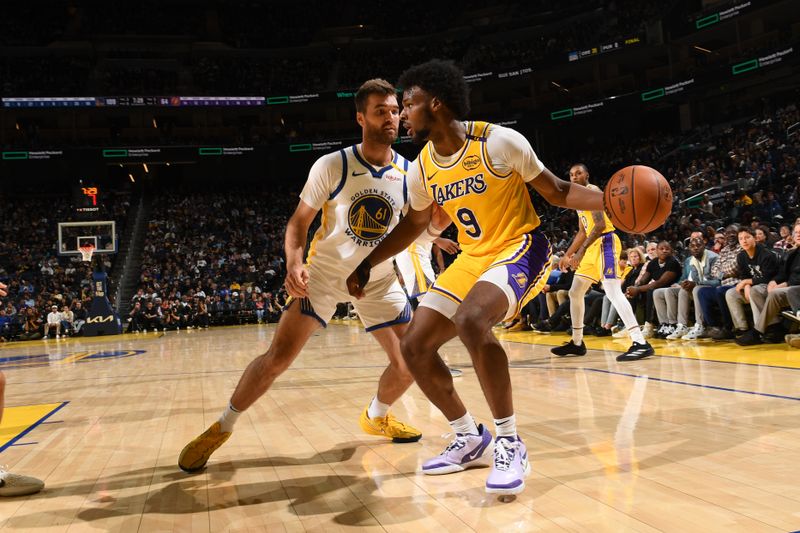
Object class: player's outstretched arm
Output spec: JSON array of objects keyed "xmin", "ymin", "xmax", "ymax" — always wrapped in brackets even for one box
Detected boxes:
[
  {"xmin": 284, "ymin": 201, "xmax": 319, "ymax": 298},
  {"xmin": 346, "ymin": 204, "xmax": 433, "ymax": 298},
  {"xmin": 530, "ymin": 168, "xmax": 604, "ymax": 211}
]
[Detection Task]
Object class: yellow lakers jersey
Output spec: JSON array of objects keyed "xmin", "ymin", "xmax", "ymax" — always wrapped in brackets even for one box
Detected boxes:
[
  {"xmin": 417, "ymin": 121, "xmax": 540, "ymax": 256},
  {"xmin": 577, "ymin": 184, "xmax": 615, "ymax": 235}
]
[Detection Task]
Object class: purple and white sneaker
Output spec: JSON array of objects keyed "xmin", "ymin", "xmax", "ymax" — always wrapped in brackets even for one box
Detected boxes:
[
  {"xmin": 421, "ymin": 423, "xmax": 493, "ymax": 475},
  {"xmin": 485, "ymin": 436, "xmax": 531, "ymax": 495}
]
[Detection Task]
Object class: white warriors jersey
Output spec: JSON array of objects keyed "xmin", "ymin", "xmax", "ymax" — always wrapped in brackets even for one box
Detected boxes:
[{"xmin": 300, "ymin": 144, "xmax": 410, "ymax": 279}]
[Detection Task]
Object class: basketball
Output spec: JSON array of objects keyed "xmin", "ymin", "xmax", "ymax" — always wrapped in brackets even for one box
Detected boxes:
[{"xmin": 603, "ymin": 165, "xmax": 672, "ymax": 234}]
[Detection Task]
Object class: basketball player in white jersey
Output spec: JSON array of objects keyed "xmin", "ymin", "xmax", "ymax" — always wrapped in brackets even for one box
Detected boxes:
[
  {"xmin": 179, "ymin": 79, "xmax": 437, "ymax": 473},
  {"xmin": 0, "ymin": 282, "xmax": 45, "ymax": 496}
]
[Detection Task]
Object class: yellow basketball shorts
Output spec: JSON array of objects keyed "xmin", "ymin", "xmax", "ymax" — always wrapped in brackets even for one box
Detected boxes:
[
  {"xmin": 419, "ymin": 230, "xmax": 552, "ymax": 321},
  {"xmin": 575, "ymin": 232, "xmax": 623, "ymax": 283}
]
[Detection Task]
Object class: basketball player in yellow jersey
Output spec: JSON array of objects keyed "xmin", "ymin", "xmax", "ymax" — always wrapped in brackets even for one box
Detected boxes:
[
  {"xmin": 551, "ymin": 164, "xmax": 654, "ymax": 361},
  {"xmin": 346, "ymin": 60, "xmax": 608, "ymax": 496},
  {"xmin": 0, "ymin": 282, "xmax": 45, "ymax": 496}
]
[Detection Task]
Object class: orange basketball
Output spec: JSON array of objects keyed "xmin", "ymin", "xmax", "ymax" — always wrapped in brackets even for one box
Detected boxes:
[{"xmin": 603, "ymin": 165, "xmax": 672, "ymax": 234}]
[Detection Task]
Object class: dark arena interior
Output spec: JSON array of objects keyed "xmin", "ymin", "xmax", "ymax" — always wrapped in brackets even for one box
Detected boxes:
[{"xmin": 0, "ymin": 1, "xmax": 799, "ymax": 531}]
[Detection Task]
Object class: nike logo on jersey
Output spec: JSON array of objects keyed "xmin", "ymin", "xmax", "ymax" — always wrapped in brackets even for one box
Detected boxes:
[
  {"xmin": 352, "ymin": 171, "xmax": 368, "ymax": 176},
  {"xmin": 426, "ymin": 171, "xmax": 438, "ymax": 181}
]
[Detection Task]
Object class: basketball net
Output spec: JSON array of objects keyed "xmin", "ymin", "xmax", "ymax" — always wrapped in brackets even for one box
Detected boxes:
[{"xmin": 79, "ymin": 243, "xmax": 95, "ymax": 263}]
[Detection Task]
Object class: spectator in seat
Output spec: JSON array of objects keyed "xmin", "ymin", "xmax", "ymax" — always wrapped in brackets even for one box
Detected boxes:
[
  {"xmin": 73, "ymin": 301, "xmax": 88, "ymax": 335},
  {"xmin": 774, "ymin": 225, "xmax": 794, "ymax": 252},
  {"xmin": 178, "ymin": 297, "xmax": 193, "ymax": 328},
  {"xmin": 43, "ymin": 305, "xmax": 61, "ymax": 339},
  {"xmin": 726, "ymin": 227, "xmax": 779, "ymax": 338},
  {"xmin": 698, "ymin": 225, "xmax": 742, "ymax": 340},
  {"xmin": 60, "ymin": 305, "xmax": 74, "ymax": 337},
  {"xmin": 194, "ymin": 297, "xmax": 210, "ymax": 328},
  {"xmin": 20, "ymin": 307, "xmax": 42, "ymax": 341},
  {"xmin": 142, "ymin": 301, "xmax": 163, "ymax": 332},
  {"xmin": 739, "ymin": 223, "xmax": 800, "ymax": 345},
  {"xmin": 654, "ymin": 238, "xmax": 719, "ymax": 340},
  {"xmin": 128, "ymin": 301, "xmax": 144, "ymax": 333},
  {"xmin": 625, "ymin": 241, "xmax": 681, "ymax": 338}
]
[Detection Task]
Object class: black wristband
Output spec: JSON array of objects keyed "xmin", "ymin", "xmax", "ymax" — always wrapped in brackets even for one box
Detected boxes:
[{"xmin": 355, "ymin": 259, "xmax": 372, "ymax": 287}]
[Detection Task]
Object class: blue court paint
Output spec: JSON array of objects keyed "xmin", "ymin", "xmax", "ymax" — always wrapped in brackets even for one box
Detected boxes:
[{"xmin": 0, "ymin": 401, "xmax": 69, "ymax": 453}]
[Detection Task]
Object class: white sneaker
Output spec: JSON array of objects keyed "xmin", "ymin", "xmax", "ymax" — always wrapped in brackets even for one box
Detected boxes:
[
  {"xmin": 42, "ymin": 335, "xmax": 48, "ymax": 340},
  {"xmin": 612, "ymin": 325, "xmax": 630, "ymax": 338},
  {"xmin": 666, "ymin": 324, "xmax": 688, "ymax": 340},
  {"xmin": 681, "ymin": 324, "xmax": 705, "ymax": 340},
  {"xmin": 0, "ymin": 468, "xmax": 44, "ymax": 497},
  {"xmin": 56, "ymin": 334, "xmax": 61, "ymax": 339},
  {"xmin": 641, "ymin": 323, "xmax": 655, "ymax": 339}
]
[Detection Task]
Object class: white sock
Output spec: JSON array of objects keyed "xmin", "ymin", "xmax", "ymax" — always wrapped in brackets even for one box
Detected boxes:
[
  {"xmin": 449, "ymin": 412, "xmax": 479, "ymax": 436},
  {"xmin": 602, "ymin": 278, "xmax": 646, "ymax": 344},
  {"xmin": 494, "ymin": 414, "xmax": 516, "ymax": 438},
  {"xmin": 367, "ymin": 396, "xmax": 390, "ymax": 419},
  {"xmin": 218, "ymin": 403, "xmax": 242, "ymax": 433},
  {"xmin": 571, "ymin": 326, "xmax": 584, "ymax": 345},
  {"xmin": 569, "ymin": 277, "xmax": 593, "ymax": 344}
]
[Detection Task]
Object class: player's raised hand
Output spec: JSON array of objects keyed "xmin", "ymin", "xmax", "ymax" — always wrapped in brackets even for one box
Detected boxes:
[
  {"xmin": 346, "ymin": 259, "xmax": 371, "ymax": 299},
  {"xmin": 284, "ymin": 264, "xmax": 310, "ymax": 298},
  {"xmin": 0, "ymin": 281, "xmax": 7, "ymax": 297}
]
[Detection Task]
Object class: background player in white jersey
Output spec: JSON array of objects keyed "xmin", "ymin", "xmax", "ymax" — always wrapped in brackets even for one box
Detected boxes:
[
  {"xmin": 551, "ymin": 164, "xmax": 654, "ymax": 361},
  {"xmin": 0, "ymin": 282, "xmax": 45, "ymax": 496},
  {"xmin": 179, "ymin": 79, "xmax": 428, "ymax": 473},
  {"xmin": 395, "ymin": 205, "xmax": 459, "ymax": 305}
]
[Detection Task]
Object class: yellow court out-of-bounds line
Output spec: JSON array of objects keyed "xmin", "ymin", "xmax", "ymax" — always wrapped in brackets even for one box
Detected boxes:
[{"xmin": 495, "ymin": 329, "xmax": 800, "ymax": 370}]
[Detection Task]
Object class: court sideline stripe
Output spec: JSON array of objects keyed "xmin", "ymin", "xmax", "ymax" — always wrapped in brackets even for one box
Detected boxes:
[
  {"xmin": 501, "ymin": 337, "xmax": 800, "ymax": 372},
  {"xmin": 510, "ymin": 364, "xmax": 800, "ymax": 402}
]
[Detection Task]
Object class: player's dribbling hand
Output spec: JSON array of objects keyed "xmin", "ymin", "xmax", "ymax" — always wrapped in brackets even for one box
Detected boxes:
[
  {"xmin": 284, "ymin": 264, "xmax": 310, "ymax": 298},
  {"xmin": 346, "ymin": 259, "xmax": 371, "ymax": 299},
  {"xmin": 568, "ymin": 252, "xmax": 583, "ymax": 270},
  {"xmin": 0, "ymin": 281, "xmax": 7, "ymax": 297},
  {"xmin": 558, "ymin": 254, "xmax": 571, "ymax": 272}
]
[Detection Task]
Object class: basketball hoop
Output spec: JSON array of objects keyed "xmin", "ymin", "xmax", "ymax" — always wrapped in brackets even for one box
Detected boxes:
[{"xmin": 79, "ymin": 243, "xmax": 95, "ymax": 263}]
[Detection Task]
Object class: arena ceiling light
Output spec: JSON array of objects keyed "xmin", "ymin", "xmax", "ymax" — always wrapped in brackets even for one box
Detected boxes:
[{"xmin": 693, "ymin": 45, "xmax": 713, "ymax": 54}]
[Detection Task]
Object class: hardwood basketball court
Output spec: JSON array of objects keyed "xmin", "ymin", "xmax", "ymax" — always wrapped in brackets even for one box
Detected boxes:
[{"xmin": 1, "ymin": 323, "xmax": 798, "ymax": 532}]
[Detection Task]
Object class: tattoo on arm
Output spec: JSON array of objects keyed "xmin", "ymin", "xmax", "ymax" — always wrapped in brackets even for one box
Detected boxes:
[{"xmin": 580, "ymin": 211, "xmax": 606, "ymax": 253}]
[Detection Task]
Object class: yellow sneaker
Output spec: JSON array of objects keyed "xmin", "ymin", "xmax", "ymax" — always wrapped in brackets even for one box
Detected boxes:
[
  {"xmin": 178, "ymin": 421, "xmax": 231, "ymax": 472},
  {"xmin": 359, "ymin": 408, "xmax": 421, "ymax": 443},
  {"xmin": 0, "ymin": 469, "xmax": 44, "ymax": 497}
]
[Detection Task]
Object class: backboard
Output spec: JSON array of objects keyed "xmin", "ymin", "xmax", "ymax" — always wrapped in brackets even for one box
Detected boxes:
[{"xmin": 58, "ymin": 221, "xmax": 117, "ymax": 256}]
